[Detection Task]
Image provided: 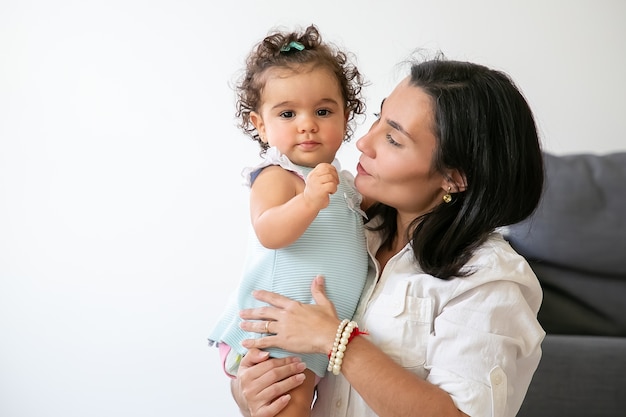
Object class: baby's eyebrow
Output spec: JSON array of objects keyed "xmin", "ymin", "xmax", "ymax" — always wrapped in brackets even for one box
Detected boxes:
[
  {"xmin": 269, "ymin": 97, "xmax": 340, "ymax": 111},
  {"xmin": 270, "ymin": 101, "xmax": 293, "ymax": 110}
]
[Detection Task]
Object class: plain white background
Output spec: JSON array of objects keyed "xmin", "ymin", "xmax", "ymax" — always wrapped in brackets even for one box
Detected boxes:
[{"xmin": 1, "ymin": 1, "xmax": 624, "ymax": 416}]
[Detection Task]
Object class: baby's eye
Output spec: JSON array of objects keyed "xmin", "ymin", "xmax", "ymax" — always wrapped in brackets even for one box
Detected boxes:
[
  {"xmin": 316, "ymin": 109, "xmax": 331, "ymax": 116},
  {"xmin": 280, "ymin": 111, "xmax": 295, "ymax": 119}
]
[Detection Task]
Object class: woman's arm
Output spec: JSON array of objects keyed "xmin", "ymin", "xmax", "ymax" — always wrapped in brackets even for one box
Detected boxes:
[
  {"xmin": 240, "ymin": 277, "xmax": 468, "ymax": 417},
  {"xmin": 250, "ymin": 164, "xmax": 338, "ymax": 249},
  {"xmin": 231, "ymin": 348, "xmax": 307, "ymax": 417},
  {"xmin": 338, "ymin": 335, "xmax": 467, "ymax": 417}
]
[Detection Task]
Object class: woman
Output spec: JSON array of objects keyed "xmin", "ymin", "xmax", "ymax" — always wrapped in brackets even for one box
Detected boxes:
[{"xmin": 231, "ymin": 56, "xmax": 545, "ymax": 417}]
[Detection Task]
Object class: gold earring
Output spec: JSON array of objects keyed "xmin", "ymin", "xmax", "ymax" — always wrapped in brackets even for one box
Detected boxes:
[{"xmin": 443, "ymin": 187, "xmax": 452, "ymax": 203}]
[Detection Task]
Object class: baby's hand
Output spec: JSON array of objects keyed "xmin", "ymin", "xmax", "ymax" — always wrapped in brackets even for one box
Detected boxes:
[{"xmin": 303, "ymin": 163, "xmax": 339, "ymax": 211}]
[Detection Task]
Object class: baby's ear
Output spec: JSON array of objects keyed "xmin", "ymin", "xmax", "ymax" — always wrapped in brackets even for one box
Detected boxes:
[{"xmin": 250, "ymin": 112, "xmax": 267, "ymax": 143}]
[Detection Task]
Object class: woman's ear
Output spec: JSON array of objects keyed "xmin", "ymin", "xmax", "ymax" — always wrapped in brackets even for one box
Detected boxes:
[
  {"xmin": 250, "ymin": 111, "xmax": 267, "ymax": 143},
  {"xmin": 443, "ymin": 169, "xmax": 467, "ymax": 193}
]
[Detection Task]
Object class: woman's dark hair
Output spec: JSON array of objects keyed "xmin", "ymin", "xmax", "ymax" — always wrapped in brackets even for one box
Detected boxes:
[
  {"xmin": 235, "ymin": 24, "xmax": 366, "ymax": 154},
  {"xmin": 366, "ymin": 56, "xmax": 544, "ymax": 279}
]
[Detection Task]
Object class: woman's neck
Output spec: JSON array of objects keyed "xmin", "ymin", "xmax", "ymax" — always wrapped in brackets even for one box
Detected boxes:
[
  {"xmin": 395, "ymin": 213, "xmax": 416, "ymax": 246},
  {"xmin": 376, "ymin": 226, "xmax": 410, "ymax": 272},
  {"xmin": 374, "ymin": 210, "xmax": 418, "ymax": 271}
]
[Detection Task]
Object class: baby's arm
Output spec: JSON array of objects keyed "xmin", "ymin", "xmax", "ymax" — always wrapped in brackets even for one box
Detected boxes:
[{"xmin": 250, "ymin": 163, "xmax": 339, "ymax": 249}]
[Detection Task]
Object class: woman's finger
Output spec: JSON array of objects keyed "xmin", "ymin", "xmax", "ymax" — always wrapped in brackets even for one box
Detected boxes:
[
  {"xmin": 255, "ymin": 395, "xmax": 290, "ymax": 417},
  {"xmin": 242, "ymin": 334, "xmax": 277, "ymax": 350},
  {"xmin": 239, "ymin": 305, "xmax": 279, "ymax": 324},
  {"xmin": 253, "ymin": 372, "xmax": 308, "ymax": 417},
  {"xmin": 242, "ymin": 357, "xmax": 306, "ymax": 396},
  {"xmin": 239, "ymin": 347, "xmax": 270, "ymax": 368},
  {"xmin": 310, "ymin": 275, "xmax": 328, "ymax": 305},
  {"xmin": 239, "ymin": 319, "xmax": 277, "ymax": 335},
  {"xmin": 238, "ymin": 289, "xmax": 302, "ymax": 323},
  {"xmin": 236, "ymin": 350, "xmax": 306, "ymax": 417},
  {"xmin": 310, "ymin": 275, "xmax": 337, "ymax": 315},
  {"xmin": 256, "ymin": 362, "xmax": 307, "ymax": 402},
  {"xmin": 251, "ymin": 289, "xmax": 295, "ymax": 308},
  {"xmin": 239, "ymin": 276, "xmax": 341, "ymax": 354}
]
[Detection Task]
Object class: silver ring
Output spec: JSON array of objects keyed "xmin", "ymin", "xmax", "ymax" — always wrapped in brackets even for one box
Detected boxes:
[{"xmin": 264, "ymin": 321, "xmax": 270, "ymax": 334}]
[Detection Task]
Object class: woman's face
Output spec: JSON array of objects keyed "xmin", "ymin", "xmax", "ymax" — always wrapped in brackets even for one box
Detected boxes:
[{"xmin": 355, "ymin": 77, "xmax": 449, "ymax": 220}]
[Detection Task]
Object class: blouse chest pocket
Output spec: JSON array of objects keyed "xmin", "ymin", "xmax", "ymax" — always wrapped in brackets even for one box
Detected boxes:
[{"xmin": 363, "ymin": 280, "xmax": 434, "ymax": 375}]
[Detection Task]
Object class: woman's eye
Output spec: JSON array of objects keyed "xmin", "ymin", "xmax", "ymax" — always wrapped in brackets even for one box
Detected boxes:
[
  {"xmin": 386, "ymin": 134, "xmax": 401, "ymax": 147},
  {"xmin": 280, "ymin": 111, "xmax": 295, "ymax": 119}
]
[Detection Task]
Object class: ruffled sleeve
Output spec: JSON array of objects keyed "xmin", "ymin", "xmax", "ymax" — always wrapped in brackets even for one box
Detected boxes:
[
  {"xmin": 240, "ymin": 147, "xmax": 306, "ymax": 187},
  {"xmin": 340, "ymin": 169, "xmax": 367, "ymax": 219}
]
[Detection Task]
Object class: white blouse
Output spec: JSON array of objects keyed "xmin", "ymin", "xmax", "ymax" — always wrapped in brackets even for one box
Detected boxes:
[{"xmin": 311, "ymin": 230, "xmax": 545, "ymax": 417}]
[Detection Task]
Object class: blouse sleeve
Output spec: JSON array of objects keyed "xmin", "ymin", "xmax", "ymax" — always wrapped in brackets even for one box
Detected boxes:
[{"xmin": 425, "ymin": 257, "xmax": 545, "ymax": 417}]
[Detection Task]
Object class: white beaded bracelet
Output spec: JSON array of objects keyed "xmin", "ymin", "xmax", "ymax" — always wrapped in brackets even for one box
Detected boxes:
[
  {"xmin": 327, "ymin": 320, "xmax": 357, "ymax": 375},
  {"xmin": 327, "ymin": 319, "xmax": 349, "ymax": 373}
]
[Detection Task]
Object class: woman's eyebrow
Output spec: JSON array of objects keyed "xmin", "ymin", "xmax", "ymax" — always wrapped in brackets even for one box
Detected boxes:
[
  {"xmin": 386, "ymin": 119, "xmax": 413, "ymax": 140},
  {"xmin": 380, "ymin": 97, "xmax": 414, "ymax": 140}
]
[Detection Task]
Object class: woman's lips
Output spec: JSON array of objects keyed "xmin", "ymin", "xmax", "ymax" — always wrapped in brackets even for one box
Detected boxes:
[{"xmin": 356, "ymin": 162, "xmax": 369, "ymax": 176}]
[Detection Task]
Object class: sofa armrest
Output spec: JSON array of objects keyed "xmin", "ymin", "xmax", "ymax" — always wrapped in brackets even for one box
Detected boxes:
[{"xmin": 517, "ymin": 334, "xmax": 626, "ymax": 417}]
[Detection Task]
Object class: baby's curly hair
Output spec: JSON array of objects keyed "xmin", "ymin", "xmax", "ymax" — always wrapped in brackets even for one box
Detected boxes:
[{"xmin": 235, "ymin": 24, "xmax": 366, "ymax": 153}]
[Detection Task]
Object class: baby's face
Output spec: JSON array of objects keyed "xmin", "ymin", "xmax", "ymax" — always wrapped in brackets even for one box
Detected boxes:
[{"xmin": 250, "ymin": 65, "xmax": 348, "ymax": 167}]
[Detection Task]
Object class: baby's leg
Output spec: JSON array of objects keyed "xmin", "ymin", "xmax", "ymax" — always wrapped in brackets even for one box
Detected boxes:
[{"xmin": 275, "ymin": 368, "xmax": 317, "ymax": 417}]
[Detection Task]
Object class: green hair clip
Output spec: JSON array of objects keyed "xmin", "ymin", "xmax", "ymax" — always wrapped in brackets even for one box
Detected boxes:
[{"xmin": 280, "ymin": 41, "xmax": 305, "ymax": 52}]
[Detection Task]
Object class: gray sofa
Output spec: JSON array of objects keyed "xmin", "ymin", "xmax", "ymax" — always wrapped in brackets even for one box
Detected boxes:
[{"xmin": 502, "ymin": 152, "xmax": 626, "ymax": 416}]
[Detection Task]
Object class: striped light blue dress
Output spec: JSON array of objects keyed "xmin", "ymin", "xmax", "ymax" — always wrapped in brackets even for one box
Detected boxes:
[{"xmin": 208, "ymin": 147, "xmax": 369, "ymax": 377}]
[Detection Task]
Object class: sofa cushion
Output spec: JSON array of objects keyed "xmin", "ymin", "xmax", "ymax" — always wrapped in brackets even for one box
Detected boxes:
[
  {"xmin": 517, "ymin": 334, "xmax": 626, "ymax": 417},
  {"xmin": 504, "ymin": 152, "xmax": 626, "ymax": 336}
]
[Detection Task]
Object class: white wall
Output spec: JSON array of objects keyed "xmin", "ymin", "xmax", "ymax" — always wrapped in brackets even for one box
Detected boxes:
[{"xmin": 1, "ymin": 1, "xmax": 624, "ymax": 416}]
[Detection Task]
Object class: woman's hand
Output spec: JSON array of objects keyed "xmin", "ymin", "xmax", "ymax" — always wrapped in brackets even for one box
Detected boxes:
[
  {"xmin": 239, "ymin": 276, "xmax": 340, "ymax": 355},
  {"xmin": 232, "ymin": 348, "xmax": 307, "ymax": 417}
]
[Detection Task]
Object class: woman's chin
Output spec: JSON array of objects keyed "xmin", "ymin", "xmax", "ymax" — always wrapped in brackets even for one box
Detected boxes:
[{"xmin": 354, "ymin": 175, "xmax": 374, "ymax": 196}]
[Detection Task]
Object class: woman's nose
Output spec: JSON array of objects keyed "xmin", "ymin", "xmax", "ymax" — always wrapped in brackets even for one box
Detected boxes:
[{"xmin": 356, "ymin": 129, "xmax": 372, "ymax": 155}]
